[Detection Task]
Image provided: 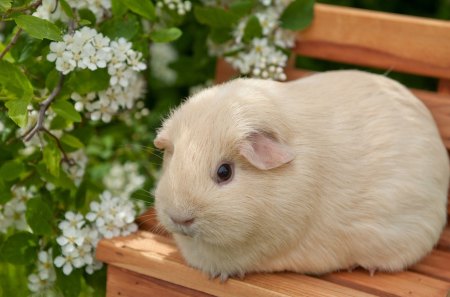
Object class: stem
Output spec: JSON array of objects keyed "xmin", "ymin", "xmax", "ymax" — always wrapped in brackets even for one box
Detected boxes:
[
  {"xmin": 42, "ymin": 127, "xmax": 75, "ymax": 166},
  {"xmin": 0, "ymin": 28, "xmax": 23, "ymax": 60},
  {"xmin": 22, "ymin": 74, "xmax": 65, "ymax": 142},
  {"xmin": 4, "ymin": 0, "xmax": 42, "ymax": 14}
]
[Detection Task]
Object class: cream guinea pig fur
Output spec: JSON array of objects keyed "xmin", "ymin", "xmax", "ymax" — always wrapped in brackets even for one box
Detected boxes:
[{"xmin": 153, "ymin": 70, "xmax": 449, "ymax": 281}]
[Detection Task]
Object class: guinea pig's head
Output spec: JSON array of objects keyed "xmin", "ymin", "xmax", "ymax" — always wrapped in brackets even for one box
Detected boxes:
[{"xmin": 153, "ymin": 79, "xmax": 295, "ymax": 247}]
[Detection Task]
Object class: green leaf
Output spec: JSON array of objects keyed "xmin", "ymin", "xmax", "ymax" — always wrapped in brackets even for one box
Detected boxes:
[
  {"xmin": 26, "ymin": 198, "xmax": 53, "ymax": 236},
  {"xmin": 5, "ymin": 98, "xmax": 29, "ymax": 127},
  {"xmin": 78, "ymin": 9, "xmax": 96, "ymax": 25},
  {"xmin": 56, "ymin": 267, "xmax": 82, "ymax": 297},
  {"xmin": 210, "ymin": 27, "xmax": 233, "ymax": 44},
  {"xmin": 0, "ymin": 180, "xmax": 13, "ymax": 204},
  {"xmin": 14, "ymin": 15, "xmax": 62, "ymax": 41},
  {"xmin": 99, "ymin": 14, "xmax": 139, "ymax": 40},
  {"xmin": 0, "ymin": 232, "xmax": 38, "ymax": 265},
  {"xmin": 0, "ymin": 0, "xmax": 12, "ymax": 12},
  {"xmin": 194, "ymin": 6, "xmax": 240, "ymax": 28},
  {"xmin": 68, "ymin": 68, "xmax": 109, "ymax": 94},
  {"xmin": 229, "ymin": 0, "xmax": 255, "ymax": 17},
  {"xmin": 59, "ymin": 0, "xmax": 74, "ymax": 18},
  {"xmin": 150, "ymin": 27, "xmax": 182, "ymax": 43},
  {"xmin": 43, "ymin": 136, "xmax": 61, "ymax": 177},
  {"xmin": 122, "ymin": 0, "xmax": 156, "ymax": 20},
  {"xmin": 280, "ymin": 0, "xmax": 315, "ymax": 30},
  {"xmin": 52, "ymin": 100, "xmax": 82, "ymax": 123},
  {"xmin": 111, "ymin": 0, "xmax": 128, "ymax": 16},
  {"xmin": 243, "ymin": 15, "xmax": 262, "ymax": 43},
  {"xmin": 36, "ymin": 162, "xmax": 76, "ymax": 191},
  {"xmin": 0, "ymin": 60, "xmax": 33, "ymax": 101},
  {"xmin": 61, "ymin": 134, "xmax": 84, "ymax": 149},
  {"xmin": 0, "ymin": 160, "xmax": 25, "ymax": 181}
]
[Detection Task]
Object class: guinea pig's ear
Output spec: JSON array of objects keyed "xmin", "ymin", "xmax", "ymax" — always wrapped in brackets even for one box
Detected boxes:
[
  {"xmin": 154, "ymin": 129, "xmax": 171, "ymax": 150},
  {"xmin": 239, "ymin": 132, "xmax": 295, "ymax": 170}
]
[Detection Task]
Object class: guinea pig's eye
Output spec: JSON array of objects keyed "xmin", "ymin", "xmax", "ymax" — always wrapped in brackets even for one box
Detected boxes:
[{"xmin": 216, "ymin": 163, "xmax": 233, "ymax": 184}]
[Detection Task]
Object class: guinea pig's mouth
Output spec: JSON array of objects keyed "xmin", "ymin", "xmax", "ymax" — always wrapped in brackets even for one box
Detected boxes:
[{"xmin": 172, "ymin": 226, "xmax": 195, "ymax": 237}]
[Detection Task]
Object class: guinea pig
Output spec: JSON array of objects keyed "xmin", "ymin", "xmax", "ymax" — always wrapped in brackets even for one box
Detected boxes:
[{"xmin": 153, "ymin": 70, "xmax": 449, "ymax": 281}]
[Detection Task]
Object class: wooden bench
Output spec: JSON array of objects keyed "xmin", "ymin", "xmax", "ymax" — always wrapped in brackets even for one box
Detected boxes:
[{"xmin": 96, "ymin": 4, "xmax": 450, "ymax": 296}]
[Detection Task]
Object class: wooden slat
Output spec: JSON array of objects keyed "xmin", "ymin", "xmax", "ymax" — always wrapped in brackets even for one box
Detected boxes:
[
  {"xmin": 411, "ymin": 249, "xmax": 450, "ymax": 282},
  {"xmin": 322, "ymin": 269, "xmax": 450, "ymax": 297},
  {"xmin": 107, "ymin": 266, "xmax": 213, "ymax": 297},
  {"xmin": 296, "ymin": 4, "xmax": 450, "ymax": 79},
  {"xmin": 96, "ymin": 231, "xmax": 378, "ymax": 297},
  {"xmin": 438, "ymin": 79, "xmax": 450, "ymax": 94},
  {"xmin": 439, "ymin": 224, "xmax": 450, "ymax": 251}
]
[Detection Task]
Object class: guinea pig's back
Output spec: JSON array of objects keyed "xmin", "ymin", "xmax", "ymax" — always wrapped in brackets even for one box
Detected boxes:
[{"xmin": 277, "ymin": 70, "xmax": 449, "ymax": 272}]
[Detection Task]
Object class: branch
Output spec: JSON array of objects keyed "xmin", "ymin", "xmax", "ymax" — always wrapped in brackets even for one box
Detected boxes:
[
  {"xmin": 4, "ymin": 0, "xmax": 43, "ymax": 14},
  {"xmin": 0, "ymin": 28, "xmax": 23, "ymax": 60},
  {"xmin": 22, "ymin": 74, "xmax": 65, "ymax": 142},
  {"xmin": 42, "ymin": 127, "xmax": 75, "ymax": 166}
]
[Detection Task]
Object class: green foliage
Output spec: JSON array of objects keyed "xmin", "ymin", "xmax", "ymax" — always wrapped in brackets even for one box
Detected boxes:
[
  {"xmin": 150, "ymin": 27, "xmax": 183, "ymax": 43},
  {"xmin": 194, "ymin": 6, "xmax": 240, "ymax": 28},
  {"xmin": 26, "ymin": 198, "xmax": 53, "ymax": 235},
  {"xmin": 14, "ymin": 15, "xmax": 63, "ymax": 41},
  {"xmin": 1, "ymin": 232, "xmax": 38, "ymax": 265},
  {"xmin": 0, "ymin": 0, "xmax": 11, "ymax": 12},
  {"xmin": 0, "ymin": 160, "xmax": 25, "ymax": 181},
  {"xmin": 280, "ymin": 0, "xmax": 315, "ymax": 30},
  {"xmin": 243, "ymin": 16, "xmax": 263, "ymax": 42},
  {"xmin": 52, "ymin": 100, "xmax": 82, "ymax": 122},
  {"xmin": 122, "ymin": 0, "xmax": 156, "ymax": 20}
]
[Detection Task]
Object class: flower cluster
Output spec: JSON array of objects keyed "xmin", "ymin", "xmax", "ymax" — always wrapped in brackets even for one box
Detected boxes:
[
  {"xmin": 53, "ymin": 160, "xmax": 145, "ymax": 276},
  {"xmin": 27, "ymin": 249, "xmax": 56, "ymax": 293},
  {"xmin": 103, "ymin": 162, "xmax": 145, "ymax": 198},
  {"xmin": 0, "ymin": 186, "xmax": 35, "ymax": 233},
  {"xmin": 33, "ymin": 0, "xmax": 111, "ymax": 22},
  {"xmin": 54, "ymin": 211, "xmax": 102, "ymax": 275},
  {"xmin": 156, "ymin": 0, "xmax": 192, "ymax": 15},
  {"xmin": 48, "ymin": 27, "xmax": 147, "ymax": 123},
  {"xmin": 150, "ymin": 43, "xmax": 178, "ymax": 84},
  {"xmin": 68, "ymin": 0, "xmax": 112, "ymax": 21},
  {"xmin": 62, "ymin": 150, "xmax": 88, "ymax": 186},
  {"xmin": 207, "ymin": 0, "xmax": 296, "ymax": 80},
  {"xmin": 86, "ymin": 191, "xmax": 138, "ymax": 239}
]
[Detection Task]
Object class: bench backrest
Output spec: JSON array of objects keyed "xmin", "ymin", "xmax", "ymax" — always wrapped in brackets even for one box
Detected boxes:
[{"xmin": 215, "ymin": 4, "xmax": 450, "ymax": 215}]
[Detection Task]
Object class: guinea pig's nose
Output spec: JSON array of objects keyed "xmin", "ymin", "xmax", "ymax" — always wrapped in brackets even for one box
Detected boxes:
[{"xmin": 170, "ymin": 215, "xmax": 195, "ymax": 226}]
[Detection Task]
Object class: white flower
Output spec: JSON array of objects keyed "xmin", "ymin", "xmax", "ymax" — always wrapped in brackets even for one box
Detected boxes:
[
  {"xmin": 62, "ymin": 150, "xmax": 88, "ymax": 186},
  {"xmin": 127, "ymin": 50, "xmax": 147, "ymax": 71},
  {"xmin": 88, "ymin": 97, "xmax": 118, "ymax": 123},
  {"xmin": 87, "ymin": 191, "xmax": 138, "ymax": 238},
  {"xmin": 108, "ymin": 65, "xmax": 135, "ymax": 88},
  {"xmin": 27, "ymin": 273, "xmax": 54, "ymax": 293},
  {"xmin": 85, "ymin": 260, "xmax": 103, "ymax": 274},
  {"xmin": 256, "ymin": 10, "xmax": 278, "ymax": 35},
  {"xmin": 2, "ymin": 186, "xmax": 35, "ymax": 232},
  {"xmin": 55, "ymin": 54, "xmax": 76, "ymax": 74},
  {"xmin": 103, "ymin": 162, "xmax": 145, "ymax": 198},
  {"xmin": 56, "ymin": 227, "xmax": 85, "ymax": 253},
  {"xmin": 33, "ymin": 0, "xmax": 66, "ymax": 22},
  {"xmin": 54, "ymin": 250, "xmax": 84, "ymax": 275},
  {"xmin": 58, "ymin": 211, "xmax": 85, "ymax": 230},
  {"xmin": 28, "ymin": 248, "xmax": 56, "ymax": 293},
  {"xmin": 150, "ymin": 43, "xmax": 177, "ymax": 84},
  {"xmin": 110, "ymin": 38, "xmax": 132, "ymax": 62},
  {"xmin": 47, "ymin": 42, "xmax": 67, "ymax": 62},
  {"xmin": 71, "ymin": 92, "xmax": 96, "ymax": 112},
  {"xmin": 37, "ymin": 249, "xmax": 56, "ymax": 281}
]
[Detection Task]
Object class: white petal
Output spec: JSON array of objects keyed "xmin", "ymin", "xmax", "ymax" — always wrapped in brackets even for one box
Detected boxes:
[
  {"xmin": 63, "ymin": 263, "xmax": 73, "ymax": 275},
  {"xmin": 56, "ymin": 236, "xmax": 68, "ymax": 246},
  {"xmin": 54, "ymin": 256, "xmax": 65, "ymax": 267}
]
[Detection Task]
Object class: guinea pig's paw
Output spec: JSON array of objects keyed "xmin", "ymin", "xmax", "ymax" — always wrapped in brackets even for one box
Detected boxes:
[{"xmin": 207, "ymin": 271, "xmax": 245, "ymax": 283}]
